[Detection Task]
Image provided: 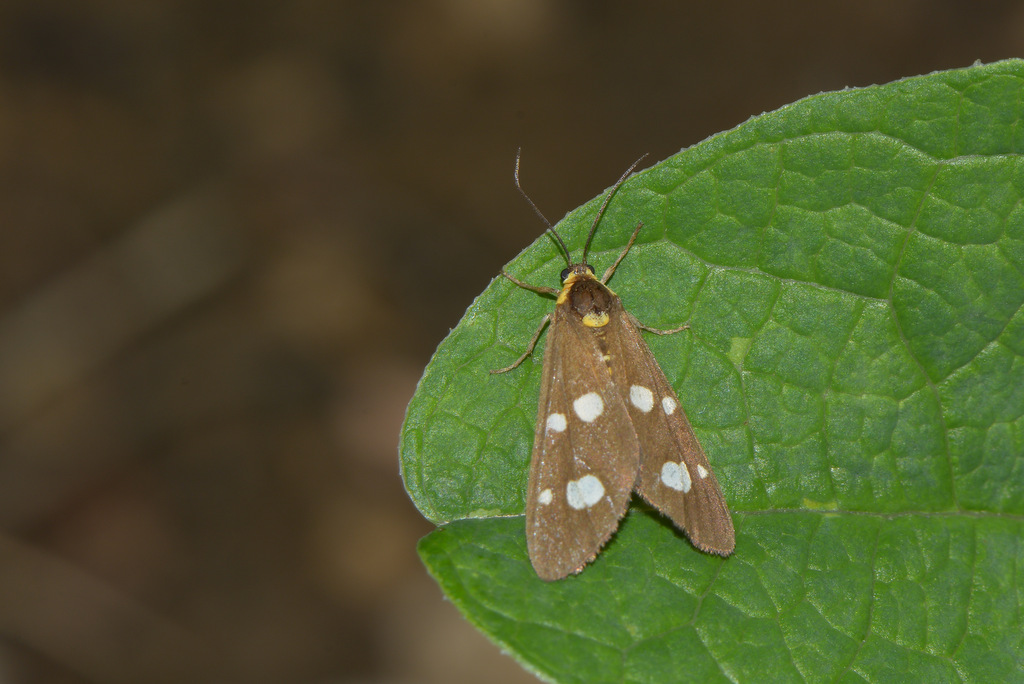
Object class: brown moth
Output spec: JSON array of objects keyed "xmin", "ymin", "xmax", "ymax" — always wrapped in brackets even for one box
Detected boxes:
[{"xmin": 493, "ymin": 153, "xmax": 734, "ymax": 581}]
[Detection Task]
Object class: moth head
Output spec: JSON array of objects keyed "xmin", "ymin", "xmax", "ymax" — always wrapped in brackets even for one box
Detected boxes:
[{"xmin": 560, "ymin": 263, "xmax": 595, "ymax": 283}]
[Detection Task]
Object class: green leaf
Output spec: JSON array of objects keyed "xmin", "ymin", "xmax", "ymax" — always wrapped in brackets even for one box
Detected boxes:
[{"xmin": 400, "ymin": 60, "xmax": 1024, "ymax": 683}]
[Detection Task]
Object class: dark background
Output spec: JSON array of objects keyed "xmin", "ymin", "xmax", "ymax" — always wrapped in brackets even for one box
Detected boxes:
[{"xmin": 0, "ymin": 2, "xmax": 1018, "ymax": 682}]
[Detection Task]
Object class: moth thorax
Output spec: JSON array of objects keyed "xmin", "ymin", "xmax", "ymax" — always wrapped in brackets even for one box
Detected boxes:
[{"xmin": 568, "ymin": 276, "xmax": 612, "ymax": 328}]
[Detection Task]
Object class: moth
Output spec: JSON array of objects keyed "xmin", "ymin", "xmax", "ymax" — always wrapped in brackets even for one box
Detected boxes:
[{"xmin": 493, "ymin": 153, "xmax": 735, "ymax": 581}]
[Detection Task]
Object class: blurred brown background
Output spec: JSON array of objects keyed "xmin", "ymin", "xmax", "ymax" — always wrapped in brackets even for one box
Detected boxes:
[{"xmin": 0, "ymin": 2, "xmax": 1018, "ymax": 682}]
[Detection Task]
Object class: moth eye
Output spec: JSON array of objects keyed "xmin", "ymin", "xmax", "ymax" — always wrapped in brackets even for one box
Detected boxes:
[
  {"xmin": 560, "ymin": 267, "xmax": 571, "ymax": 281},
  {"xmin": 586, "ymin": 264, "xmax": 595, "ymax": 274}
]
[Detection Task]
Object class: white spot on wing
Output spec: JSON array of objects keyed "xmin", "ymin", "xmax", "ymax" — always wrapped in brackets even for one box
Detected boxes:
[
  {"xmin": 546, "ymin": 412, "xmax": 567, "ymax": 433},
  {"xmin": 696, "ymin": 464, "xmax": 709, "ymax": 479},
  {"xmin": 662, "ymin": 397, "xmax": 677, "ymax": 415},
  {"xmin": 573, "ymin": 392, "xmax": 604, "ymax": 423},
  {"xmin": 566, "ymin": 475, "xmax": 605, "ymax": 509},
  {"xmin": 661, "ymin": 461, "xmax": 692, "ymax": 493},
  {"xmin": 538, "ymin": 488, "xmax": 553, "ymax": 505},
  {"xmin": 629, "ymin": 385, "xmax": 654, "ymax": 413}
]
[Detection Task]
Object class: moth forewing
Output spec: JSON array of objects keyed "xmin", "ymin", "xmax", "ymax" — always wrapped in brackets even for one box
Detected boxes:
[
  {"xmin": 606, "ymin": 306, "xmax": 736, "ymax": 555},
  {"xmin": 526, "ymin": 298, "xmax": 639, "ymax": 581}
]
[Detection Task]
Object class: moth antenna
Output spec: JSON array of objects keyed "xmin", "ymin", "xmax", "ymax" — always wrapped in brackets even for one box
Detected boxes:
[
  {"xmin": 515, "ymin": 148, "xmax": 571, "ymax": 267},
  {"xmin": 581, "ymin": 153, "xmax": 649, "ymax": 264}
]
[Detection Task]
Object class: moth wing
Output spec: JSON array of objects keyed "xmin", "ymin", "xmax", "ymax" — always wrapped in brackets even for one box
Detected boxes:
[
  {"xmin": 525, "ymin": 303, "xmax": 640, "ymax": 581},
  {"xmin": 604, "ymin": 301, "xmax": 735, "ymax": 556}
]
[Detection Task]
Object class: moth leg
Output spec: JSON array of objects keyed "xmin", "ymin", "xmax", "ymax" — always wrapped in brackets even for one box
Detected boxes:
[
  {"xmin": 500, "ymin": 271, "xmax": 559, "ymax": 296},
  {"xmin": 638, "ymin": 321, "xmax": 689, "ymax": 335},
  {"xmin": 491, "ymin": 313, "xmax": 551, "ymax": 374},
  {"xmin": 629, "ymin": 311, "xmax": 689, "ymax": 335},
  {"xmin": 601, "ymin": 221, "xmax": 644, "ymax": 283}
]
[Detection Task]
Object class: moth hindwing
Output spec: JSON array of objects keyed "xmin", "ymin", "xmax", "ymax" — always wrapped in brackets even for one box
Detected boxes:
[{"xmin": 493, "ymin": 153, "xmax": 735, "ymax": 581}]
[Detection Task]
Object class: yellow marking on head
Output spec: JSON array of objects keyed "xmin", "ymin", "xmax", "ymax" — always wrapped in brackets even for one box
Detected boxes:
[
  {"xmin": 556, "ymin": 271, "xmax": 582, "ymax": 304},
  {"xmin": 582, "ymin": 311, "xmax": 610, "ymax": 327}
]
